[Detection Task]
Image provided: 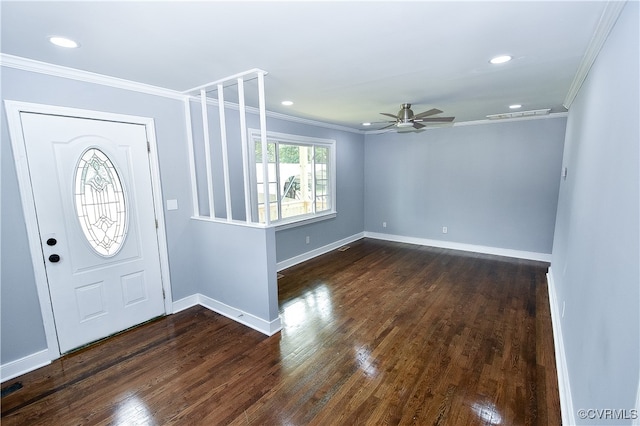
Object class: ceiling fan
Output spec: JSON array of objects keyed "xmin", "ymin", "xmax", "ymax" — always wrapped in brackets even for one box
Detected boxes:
[{"xmin": 377, "ymin": 103, "xmax": 455, "ymax": 130}]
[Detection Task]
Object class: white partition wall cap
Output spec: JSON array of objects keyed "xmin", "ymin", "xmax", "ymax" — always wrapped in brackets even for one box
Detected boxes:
[{"xmin": 182, "ymin": 69, "xmax": 268, "ymax": 94}]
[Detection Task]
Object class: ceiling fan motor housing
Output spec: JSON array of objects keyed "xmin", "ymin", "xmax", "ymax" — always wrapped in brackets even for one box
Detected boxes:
[{"xmin": 398, "ymin": 103, "xmax": 414, "ymax": 122}]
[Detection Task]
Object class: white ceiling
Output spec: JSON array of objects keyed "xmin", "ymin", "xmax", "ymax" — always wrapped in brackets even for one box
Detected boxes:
[{"xmin": 1, "ymin": 1, "xmax": 609, "ymax": 130}]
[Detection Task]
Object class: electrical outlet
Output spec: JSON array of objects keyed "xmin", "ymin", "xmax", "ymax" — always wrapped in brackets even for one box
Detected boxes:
[
  {"xmin": 306, "ymin": 236, "xmax": 310, "ymax": 244},
  {"xmin": 442, "ymin": 226, "xmax": 448, "ymax": 234},
  {"xmin": 382, "ymin": 222, "xmax": 387, "ymax": 228}
]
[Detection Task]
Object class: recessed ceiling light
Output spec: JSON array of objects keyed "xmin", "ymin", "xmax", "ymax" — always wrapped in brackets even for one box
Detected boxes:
[
  {"xmin": 362, "ymin": 122, "xmax": 371, "ymax": 126},
  {"xmin": 490, "ymin": 55, "xmax": 512, "ymax": 64},
  {"xmin": 281, "ymin": 100, "xmax": 293, "ymax": 106},
  {"xmin": 509, "ymin": 104, "xmax": 522, "ymax": 109},
  {"xmin": 49, "ymin": 36, "xmax": 79, "ymax": 48}
]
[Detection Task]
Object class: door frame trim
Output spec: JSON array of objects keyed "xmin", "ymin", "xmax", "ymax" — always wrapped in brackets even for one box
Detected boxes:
[{"xmin": 5, "ymin": 100, "xmax": 173, "ymax": 360}]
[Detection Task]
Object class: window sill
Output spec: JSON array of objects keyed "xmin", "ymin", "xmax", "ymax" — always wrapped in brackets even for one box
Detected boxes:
[{"xmin": 274, "ymin": 211, "xmax": 337, "ymax": 231}]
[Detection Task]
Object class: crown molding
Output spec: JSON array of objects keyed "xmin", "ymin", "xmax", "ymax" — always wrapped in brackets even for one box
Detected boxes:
[
  {"xmin": 453, "ymin": 112, "xmax": 568, "ymax": 127},
  {"xmin": 563, "ymin": 0, "xmax": 627, "ymax": 109},
  {"xmin": 363, "ymin": 111, "xmax": 568, "ymax": 134},
  {"xmin": 1, "ymin": 53, "xmax": 187, "ymax": 100},
  {"xmin": 1, "ymin": 53, "xmax": 363, "ymax": 134}
]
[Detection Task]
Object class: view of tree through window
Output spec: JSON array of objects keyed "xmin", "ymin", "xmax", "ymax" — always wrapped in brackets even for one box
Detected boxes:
[{"xmin": 252, "ymin": 132, "xmax": 334, "ymax": 224}]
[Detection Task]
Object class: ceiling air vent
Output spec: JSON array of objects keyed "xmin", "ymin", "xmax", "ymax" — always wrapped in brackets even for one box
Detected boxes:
[{"xmin": 486, "ymin": 108, "xmax": 550, "ymax": 120}]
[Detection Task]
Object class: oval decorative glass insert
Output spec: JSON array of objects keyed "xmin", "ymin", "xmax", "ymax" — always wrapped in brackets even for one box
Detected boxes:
[{"xmin": 74, "ymin": 148, "xmax": 128, "ymax": 257}]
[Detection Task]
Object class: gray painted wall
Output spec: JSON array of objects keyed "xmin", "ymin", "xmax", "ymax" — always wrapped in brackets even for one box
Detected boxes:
[
  {"xmin": 364, "ymin": 118, "xmax": 566, "ymax": 254},
  {"xmin": 1, "ymin": 67, "xmax": 197, "ymax": 364},
  {"xmin": 191, "ymin": 220, "xmax": 278, "ymax": 322},
  {"xmin": 550, "ymin": 3, "xmax": 639, "ymax": 424}
]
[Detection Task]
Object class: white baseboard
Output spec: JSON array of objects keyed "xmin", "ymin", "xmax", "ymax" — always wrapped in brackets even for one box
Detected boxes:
[
  {"xmin": 547, "ymin": 268, "xmax": 575, "ymax": 425},
  {"xmin": 277, "ymin": 232, "xmax": 365, "ymax": 271},
  {"xmin": 198, "ymin": 294, "xmax": 282, "ymax": 336},
  {"xmin": 173, "ymin": 294, "xmax": 281, "ymax": 336},
  {"xmin": 1, "ymin": 349, "xmax": 52, "ymax": 384},
  {"xmin": 363, "ymin": 231, "xmax": 552, "ymax": 262},
  {"xmin": 634, "ymin": 378, "xmax": 640, "ymax": 426},
  {"xmin": 171, "ymin": 294, "xmax": 200, "ymax": 314}
]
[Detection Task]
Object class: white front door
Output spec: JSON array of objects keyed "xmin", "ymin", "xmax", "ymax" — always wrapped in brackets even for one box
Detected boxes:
[{"xmin": 19, "ymin": 112, "xmax": 166, "ymax": 353}]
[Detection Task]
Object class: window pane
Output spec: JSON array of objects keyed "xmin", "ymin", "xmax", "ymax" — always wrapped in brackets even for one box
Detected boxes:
[
  {"xmin": 256, "ymin": 142, "xmax": 278, "ymax": 221},
  {"xmin": 315, "ymin": 146, "xmax": 329, "ymax": 212},
  {"xmin": 251, "ymin": 131, "xmax": 334, "ymax": 225},
  {"xmin": 280, "ymin": 144, "xmax": 312, "ymax": 219},
  {"xmin": 255, "ymin": 140, "xmax": 276, "ymax": 163}
]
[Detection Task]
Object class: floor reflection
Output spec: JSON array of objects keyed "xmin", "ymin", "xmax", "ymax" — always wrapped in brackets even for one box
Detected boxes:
[
  {"xmin": 281, "ymin": 283, "xmax": 333, "ymax": 331},
  {"xmin": 114, "ymin": 392, "xmax": 155, "ymax": 426},
  {"xmin": 279, "ymin": 283, "xmax": 334, "ymax": 372},
  {"xmin": 353, "ymin": 346, "xmax": 377, "ymax": 378},
  {"xmin": 471, "ymin": 402, "xmax": 503, "ymax": 425}
]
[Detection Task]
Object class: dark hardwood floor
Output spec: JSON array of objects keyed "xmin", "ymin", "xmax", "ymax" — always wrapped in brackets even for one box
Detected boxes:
[{"xmin": 1, "ymin": 238, "xmax": 561, "ymax": 425}]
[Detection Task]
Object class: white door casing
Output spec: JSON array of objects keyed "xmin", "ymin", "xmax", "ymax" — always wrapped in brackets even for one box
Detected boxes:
[{"xmin": 5, "ymin": 101, "xmax": 173, "ymax": 357}]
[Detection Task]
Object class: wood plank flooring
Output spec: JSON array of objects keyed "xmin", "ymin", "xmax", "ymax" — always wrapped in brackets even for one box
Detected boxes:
[{"xmin": 1, "ymin": 238, "xmax": 561, "ymax": 425}]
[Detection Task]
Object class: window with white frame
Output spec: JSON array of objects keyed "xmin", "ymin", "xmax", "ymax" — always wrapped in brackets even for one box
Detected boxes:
[{"xmin": 249, "ymin": 130, "xmax": 335, "ymax": 225}]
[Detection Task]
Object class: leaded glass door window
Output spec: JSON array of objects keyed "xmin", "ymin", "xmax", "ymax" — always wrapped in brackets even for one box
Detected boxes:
[{"xmin": 74, "ymin": 148, "xmax": 128, "ymax": 257}]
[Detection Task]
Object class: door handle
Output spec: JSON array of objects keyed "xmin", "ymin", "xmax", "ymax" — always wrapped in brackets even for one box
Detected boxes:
[{"xmin": 49, "ymin": 254, "xmax": 61, "ymax": 263}]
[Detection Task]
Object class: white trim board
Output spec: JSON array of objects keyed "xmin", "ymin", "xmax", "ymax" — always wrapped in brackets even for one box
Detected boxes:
[
  {"xmin": 276, "ymin": 232, "xmax": 365, "ymax": 271},
  {"xmin": 547, "ymin": 268, "xmax": 576, "ymax": 426},
  {"xmin": 1, "ymin": 53, "xmax": 186, "ymax": 101},
  {"xmin": 172, "ymin": 295, "xmax": 282, "ymax": 336},
  {"xmin": 1, "ymin": 350, "xmax": 52, "ymax": 384},
  {"xmin": 363, "ymin": 112, "xmax": 568, "ymax": 135},
  {"xmin": 198, "ymin": 295, "xmax": 282, "ymax": 336},
  {"xmin": 171, "ymin": 294, "xmax": 200, "ymax": 314},
  {"xmin": 563, "ymin": 1, "xmax": 627, "ymax": 108},
  {"xmin": 363, "ymin": 231, "xmax": 552, "ymax": 262},
  {"xmin": 635, "ymin": 383, "xmax": 640, "ymax": 426}
]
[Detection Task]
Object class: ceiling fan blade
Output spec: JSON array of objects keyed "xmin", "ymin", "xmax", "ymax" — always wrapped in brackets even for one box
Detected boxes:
[
  {"xmin": 413, "ymin": 108, "xmax": 443, "ymax": 119},
  {"xmin": 413, "ymin": 122, "xmax": 426, "ymax": 129},
  {"xmin": 380, "ymin": 112, "xmax": 399, "ymax": 119},
  {"xmin": 378, "ymin": 123, "xmax": 397, "ymax": 130},
  {"xmin": 416, "ymin": 116, "xmax": 455, "ymax": 122}
]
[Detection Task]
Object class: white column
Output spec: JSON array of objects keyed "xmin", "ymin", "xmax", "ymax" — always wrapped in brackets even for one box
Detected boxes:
[
  {"xmin": 217, "ymin": 84, "xmax": 232, "ymax": 220},
  {"xmin": 200, "ymin": 90, "xmax": 215, "ymax": 218}
]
